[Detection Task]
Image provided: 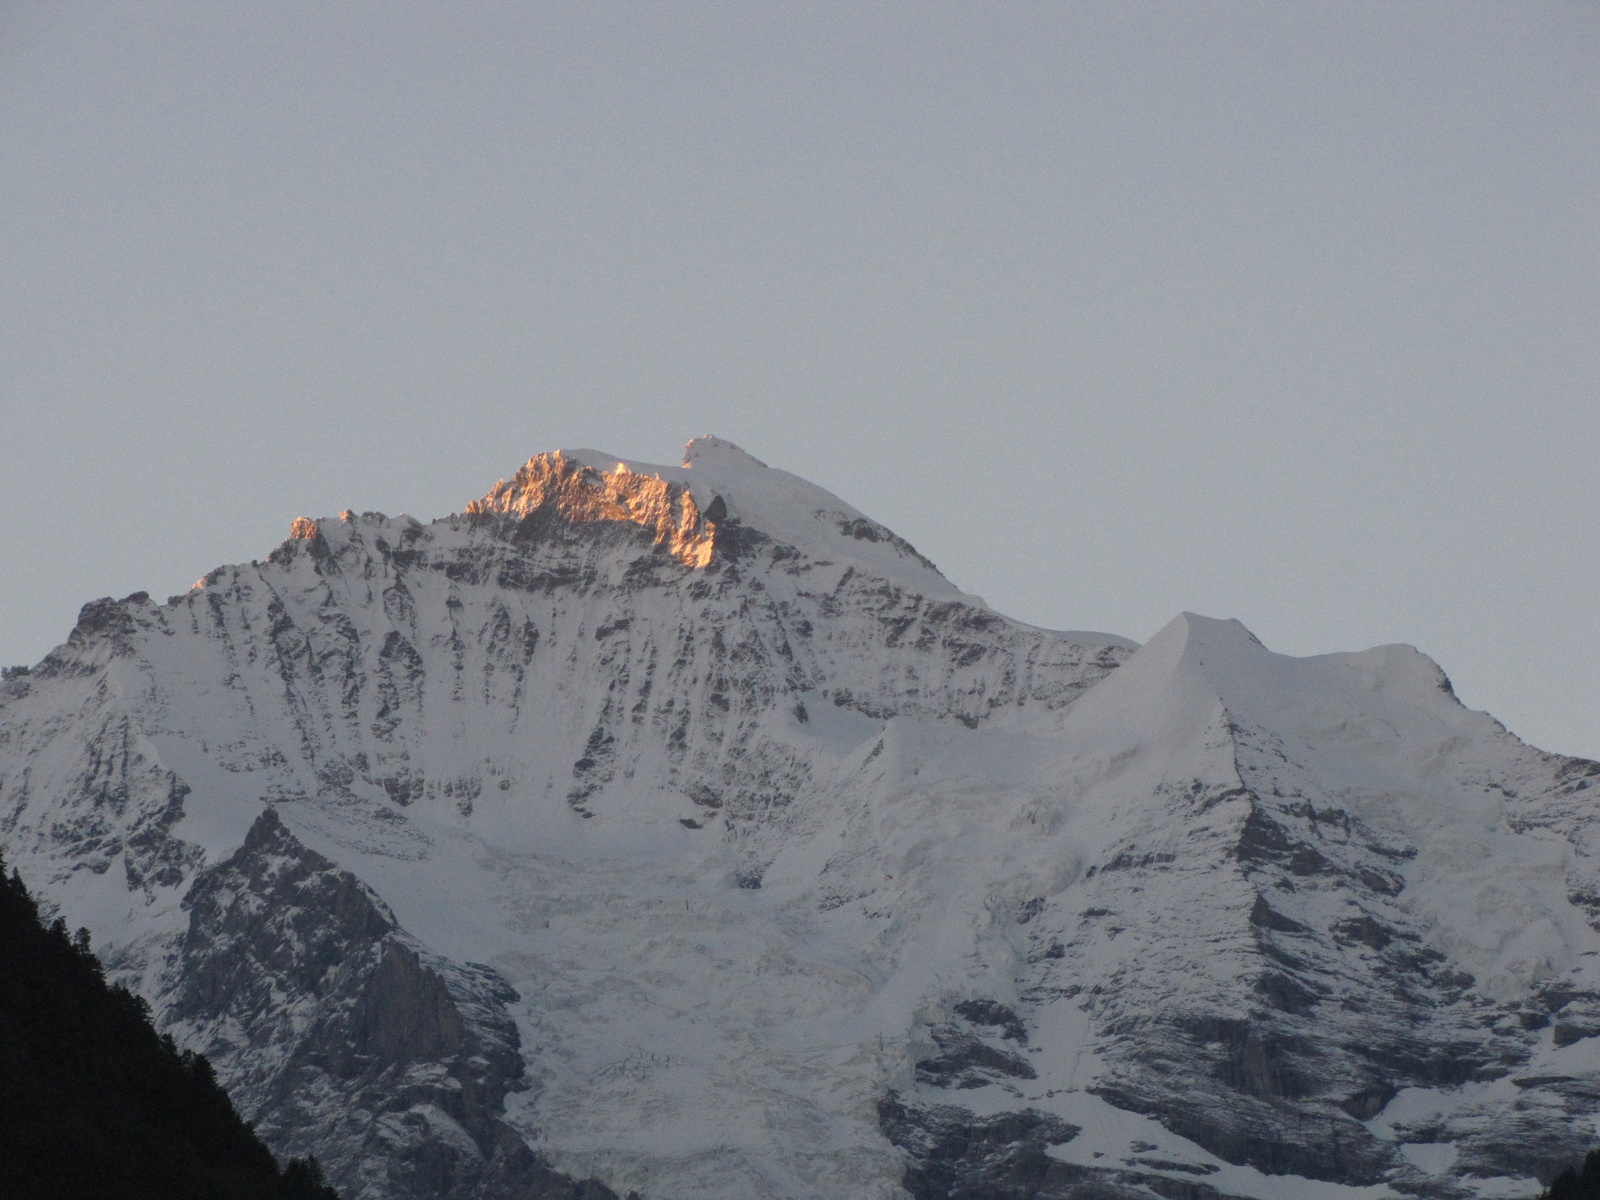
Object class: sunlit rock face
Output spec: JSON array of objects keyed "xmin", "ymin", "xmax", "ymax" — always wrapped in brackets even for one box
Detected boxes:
[
  {"xmin": 2, "ymin": 437, "xmax": 1599, "ymax": 1200},
  {"xmin": 466, "ymin": 451, "xmax": 718, "ymax": 569}
]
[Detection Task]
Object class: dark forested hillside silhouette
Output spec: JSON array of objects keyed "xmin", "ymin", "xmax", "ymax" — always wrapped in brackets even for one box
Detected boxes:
[
  {"xmin": 1545, "ymin": 1150, "xmax": 1600, "ymax": 1199},
  {"xmin": 0, "ymin": 854, "xmax": 339, "ymax": 1200}
]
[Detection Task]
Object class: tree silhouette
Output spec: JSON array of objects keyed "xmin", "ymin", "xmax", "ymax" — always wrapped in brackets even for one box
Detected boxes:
[
  {"xmin": 1545, "ymin": 1150, "xmax": 1600, "ymax": 1200},
  {"xmin": 0, "ymin": 853, "xmax": 339, "ymax": 1200}
]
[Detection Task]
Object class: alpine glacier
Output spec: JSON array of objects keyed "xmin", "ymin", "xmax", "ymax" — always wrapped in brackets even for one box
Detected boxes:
[{"xmin": 2, "ymin": 437, "xmax": 1597, "ymax": 1200}]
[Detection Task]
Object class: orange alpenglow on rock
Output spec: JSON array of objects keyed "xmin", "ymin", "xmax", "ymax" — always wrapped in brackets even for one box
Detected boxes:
[
  {"xmin": 465, "ymin": 451, "xmax": 718, "ymax": 568},
  {"xmin": 288, "ymin": 517, "xmax": 320, "ymax": 540}
]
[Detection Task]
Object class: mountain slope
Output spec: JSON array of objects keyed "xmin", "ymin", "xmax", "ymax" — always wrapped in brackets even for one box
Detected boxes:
[{"xmin": 1, "ymin": 438, "xmax": 1596, "ymax": 1200}]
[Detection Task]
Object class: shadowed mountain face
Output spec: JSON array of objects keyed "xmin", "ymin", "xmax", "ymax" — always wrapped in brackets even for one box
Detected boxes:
[
  {"xmin": 2, "ymin": 438, "xmax": 1597, "ymax": 1200},
  {"xmin": 163, "ymin": 808, "xmax": 613, "ymax": 1200}
]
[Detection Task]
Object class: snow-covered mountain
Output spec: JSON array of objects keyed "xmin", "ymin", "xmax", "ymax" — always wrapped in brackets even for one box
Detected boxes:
[{"xmin": 2, "ymin": 437, "xmax": 1597, "ymax": 1200}]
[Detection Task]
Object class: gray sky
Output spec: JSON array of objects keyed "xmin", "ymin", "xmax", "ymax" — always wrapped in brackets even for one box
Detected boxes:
[{"xmin": 2, "ymin": 2, "xmax": 1596, "ymax": 757}]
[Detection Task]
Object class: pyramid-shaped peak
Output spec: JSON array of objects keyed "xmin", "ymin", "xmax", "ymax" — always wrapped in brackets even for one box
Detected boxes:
[
  {"xmin": 1094, "ymin": 610, "xmax": 1476, "ymax": 754},
  {"xmin": 1155, "ymin": 612, "xmax": 1267, "ymax": 661},
  {"xmin": 1095, "ymin": 612, "xmax": 1268, "ymax": 694}
]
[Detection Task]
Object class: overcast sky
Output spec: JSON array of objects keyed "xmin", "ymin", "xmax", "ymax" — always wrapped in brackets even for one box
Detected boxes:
[{"xmin": 2, "ymin": 2, "xmax": 1596, "ymax": 757}]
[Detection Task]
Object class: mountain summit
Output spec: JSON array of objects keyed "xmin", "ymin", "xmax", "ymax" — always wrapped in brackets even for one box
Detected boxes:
[
  {"xmin": 463, "ymin": 437, "xmax": 963, "ymax": 591},
  {"xmin": 1, "ymin": 440, "xmax": 1596, "ymax": 1200}
]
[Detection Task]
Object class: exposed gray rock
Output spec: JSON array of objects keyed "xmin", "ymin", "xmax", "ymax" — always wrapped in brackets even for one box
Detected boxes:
[
  {"xmin": 878, "ymin": 1092, "xmax": 1083, "ymax": 1199},
  {"xmin": 165, "ymin": 809, "xmax": 618, "ymax": 1200}
]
